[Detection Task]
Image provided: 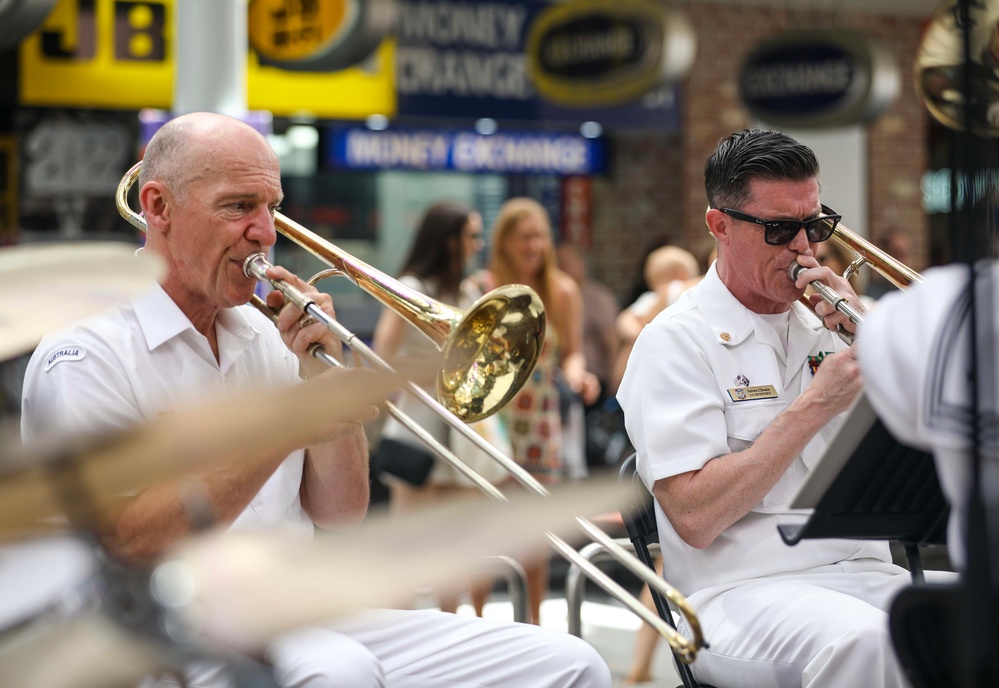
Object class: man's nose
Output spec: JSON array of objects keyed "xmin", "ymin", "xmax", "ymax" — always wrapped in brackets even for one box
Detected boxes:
[
  {"xmin": 246, "ymin": 207, "xmax": 277, "ymax": 246},
  {"xmin": 787, "ymin": 225, "xmax": 812, "ymax": 252}
]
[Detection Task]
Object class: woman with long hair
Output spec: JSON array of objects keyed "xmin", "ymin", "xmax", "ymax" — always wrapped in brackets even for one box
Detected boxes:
[
  {"xmin": 372, "ymin": 200, "xmax": 494, "ymax": 613},
  {"xmin": 480, "ymin": 197, "xmax": 599, "ymax": 624}
]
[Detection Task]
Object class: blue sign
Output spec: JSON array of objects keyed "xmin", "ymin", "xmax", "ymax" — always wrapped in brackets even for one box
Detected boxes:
[
  {"xmin": 394, "ymin": 0, "xmax": 680, "ymax": 129},
  {"xmin": 327, "ymin": 127, "xmax": 607, "ymax": 175}
]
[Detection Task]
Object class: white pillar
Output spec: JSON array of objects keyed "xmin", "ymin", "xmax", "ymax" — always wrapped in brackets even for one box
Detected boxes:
[{"xmin": 174, "ymin": 0, "xmax": 247, "ymax": 116}]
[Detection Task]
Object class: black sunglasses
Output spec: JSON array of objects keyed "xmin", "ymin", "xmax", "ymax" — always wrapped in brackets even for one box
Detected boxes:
[{"xmin": 719, "ymin": 204, "xmax": 841, "ymax": 246}]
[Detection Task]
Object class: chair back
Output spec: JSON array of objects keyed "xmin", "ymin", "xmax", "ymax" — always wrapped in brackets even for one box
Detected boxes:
[
  {"xmin": 619, "ymin": 453, "xmax": 659, "ymax": 544},
  {"xmin": 617, "ymin": 453, "xmax": 716, "ymax": 688}
]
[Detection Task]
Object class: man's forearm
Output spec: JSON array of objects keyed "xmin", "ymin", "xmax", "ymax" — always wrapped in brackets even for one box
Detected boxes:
[
  {"xmin": 301, "ymin": 424, "xmax": 370, "ymax": 528},
  {"xmin": 657, "ymin": 388, "xmax": 842, "ymax": 549},
  {"xmin": 101, "ymin": 450, "xmax": 289, "ymax": 567}
]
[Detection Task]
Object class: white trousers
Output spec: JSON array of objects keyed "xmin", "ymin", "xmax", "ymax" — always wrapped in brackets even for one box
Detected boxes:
[
  {"xmin": 175, "ymin": 608, "xmax": 611, "ymax": 688},
  {"xmin": 682, "ymin": 560, "xmax": 956, "ymax": 688}
]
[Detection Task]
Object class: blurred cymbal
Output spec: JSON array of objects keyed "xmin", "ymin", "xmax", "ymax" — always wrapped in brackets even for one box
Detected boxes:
[
  {"xmin": 0, "ymin": 367, "xmax": 402, "ymax": 540},
  {"xmin": 0, "ymin": 611, "xmax": 165, "ymax": 688},
  {"xmin": 0, "ymin": 242, "xmax": 164, "ymax": 360},
  {"xmin": 154, "ymin": 476, "xmax": 630, "ymax": 653}
]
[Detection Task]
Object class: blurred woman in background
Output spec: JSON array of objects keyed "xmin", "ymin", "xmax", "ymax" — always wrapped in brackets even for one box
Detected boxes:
[
  {"xmin": 372, "ymin": 200, "xmax": 497, "ymax": 614},
  {"xmin": 476, "ymin": 197, "xmax": 599, "ymax": 624}
]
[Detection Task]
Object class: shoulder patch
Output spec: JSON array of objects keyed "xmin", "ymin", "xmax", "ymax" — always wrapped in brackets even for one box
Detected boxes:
[{"xmin": 44, "ymin": 345, "xmax": 87, "ymax": 371}]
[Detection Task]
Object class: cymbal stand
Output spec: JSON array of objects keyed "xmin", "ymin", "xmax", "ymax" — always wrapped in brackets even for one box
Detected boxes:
[{"xmin": 37, "ymin": 448, "xmax": 282, "ymax": 688}]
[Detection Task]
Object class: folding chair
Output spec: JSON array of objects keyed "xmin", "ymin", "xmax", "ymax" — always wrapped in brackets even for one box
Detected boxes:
[
  {"xmin": 564, "ymin": 455, "xmax": 713, "ymax": 688},
  {"xmin": 617, "ymin": 454, "xmax": 715, "ymax": 688}
]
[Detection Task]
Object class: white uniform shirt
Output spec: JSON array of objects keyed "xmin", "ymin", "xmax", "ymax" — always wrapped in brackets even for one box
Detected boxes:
[
  {"xmin": 618, "ymin": 265, "xmax": 890, "ymax": 597},
  {"xmin": 858, "ymin": 263, "xmax": 999, "ymax": 570},
  {"xmin": 21, "ymin": 283, "xmax": 313, "ymax": 540}
]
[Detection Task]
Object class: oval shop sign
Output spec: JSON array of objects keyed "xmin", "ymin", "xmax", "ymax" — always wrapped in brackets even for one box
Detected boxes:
[
  {"xmin": 526, "ymin": 0, "xmax": 695, "ymax": 107},
  {"xmin": 739, "ymin": 29, "xmax": 899, "ymax": 128}
]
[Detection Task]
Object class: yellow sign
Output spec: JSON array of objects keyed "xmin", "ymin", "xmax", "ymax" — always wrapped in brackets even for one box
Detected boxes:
[
  {"xmin": 20, "ymin": 0, "xmax": 395, "ymax": 118},
  {"xmin": 249, "ymin": 0, "xmax": 350, "ymax": 62},
  {"xmin": 0, "ymin": 136, "xmax": 17, "ymax": 244}
]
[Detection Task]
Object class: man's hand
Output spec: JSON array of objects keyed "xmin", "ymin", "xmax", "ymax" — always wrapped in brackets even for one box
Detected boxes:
[
  {"xmin": 791, "ymin": 256, "xmax": 866, "ymax": 337},
  {"xmin": 803, "ymin": 346, "xmax": 863, "ymax": 416},
  {"xmin": 264, "ymin": 265, "xmax": 344, "ymax": 379}
]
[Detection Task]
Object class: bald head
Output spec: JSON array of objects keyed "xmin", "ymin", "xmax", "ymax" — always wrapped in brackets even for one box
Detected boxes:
[{"xmin": 139, "ymin": 113, "xmax": 275, "ymax": 204}]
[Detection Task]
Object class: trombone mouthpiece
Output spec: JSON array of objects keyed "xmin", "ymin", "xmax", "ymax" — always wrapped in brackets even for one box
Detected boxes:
[
  {"xmin": 787, "ymin": 262, "xmax": 806, "ymax": 282},
  {"xmin": 243, "ymin": 253, "xmax": 269, "ymax": 279}
]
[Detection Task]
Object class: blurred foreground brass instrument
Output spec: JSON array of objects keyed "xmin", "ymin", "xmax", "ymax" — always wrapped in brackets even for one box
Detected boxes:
[
  {"xmin": 116, "ymin": 162, "xmax": 705, "ymax": 664},
  {"xmin": 915, "ymin": 0, "xmax": 999, "ymax": 138}
]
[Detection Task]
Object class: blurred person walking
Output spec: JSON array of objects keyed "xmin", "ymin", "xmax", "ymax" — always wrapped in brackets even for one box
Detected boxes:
[{"xmin": 556, "ymin": 245, "xmax": 623, "ymax": 471}]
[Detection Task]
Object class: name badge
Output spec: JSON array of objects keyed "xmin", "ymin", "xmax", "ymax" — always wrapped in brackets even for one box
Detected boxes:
[{"xmin": 727, "ymin": 384, "xmax": 779, "ymax": 402}]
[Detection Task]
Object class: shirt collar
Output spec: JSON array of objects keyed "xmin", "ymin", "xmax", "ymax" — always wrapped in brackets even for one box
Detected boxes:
[
  {"xmin": 691, "ymin": 263, "xmax": 826, "ymax": 349},
  {"xmin": 132, "ymin": 283, "xmax": 263, "ymax": 351}
]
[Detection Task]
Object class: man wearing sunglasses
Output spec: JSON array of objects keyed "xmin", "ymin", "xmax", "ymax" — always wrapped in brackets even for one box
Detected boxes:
[{"xmin": 618, "ymin": 129, "xmax": 923, "ymax": 688}]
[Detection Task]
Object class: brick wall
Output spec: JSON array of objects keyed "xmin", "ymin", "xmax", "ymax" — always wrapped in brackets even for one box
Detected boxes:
[
  {"xmin": 681, "ymin": 4, "xmax": 930, "ymax": 267},
  {"xmin": 587, "ymin": 3, "xmax": 930, "ymax": 301},
  {"xmin": 587, "ymin": 132, "xmax": 685, "ymax": 303}
]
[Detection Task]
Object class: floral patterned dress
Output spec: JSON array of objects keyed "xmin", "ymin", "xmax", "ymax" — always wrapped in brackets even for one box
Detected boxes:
[{"xmin": 501, "ymin": 334, "xmax": 563, "ymax": 482}]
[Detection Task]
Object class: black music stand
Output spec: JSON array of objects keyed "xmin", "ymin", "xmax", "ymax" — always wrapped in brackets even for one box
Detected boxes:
[{"xmin": 778, "ymin": 394, "xmax": 949, "ymax": 583}]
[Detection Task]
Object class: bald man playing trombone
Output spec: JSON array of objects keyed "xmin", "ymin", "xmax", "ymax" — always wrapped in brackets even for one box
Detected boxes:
[
  {"xmin": 21, "ymin": 112, "xmax": 611, "ymax": 688},
  {"xmin": 618, "ymin": 128, "xmax": 953, "ymax": 688}
]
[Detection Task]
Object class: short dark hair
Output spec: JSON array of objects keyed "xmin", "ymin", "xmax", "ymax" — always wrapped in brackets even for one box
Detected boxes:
[
  {"xmin": 704, "ymin": 128, "xmax": 819, "ymax": 209},
  {"xmin": 400, "ymin": 200, "xmax": 475, "ymax": 298}
]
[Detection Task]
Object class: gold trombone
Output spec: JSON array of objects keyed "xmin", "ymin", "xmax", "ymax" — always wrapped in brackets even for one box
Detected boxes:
[
  {"xmin": 116, "ymin": 162, "xmax": 706, "ymax": 663},
  {"xmin": 828, "ymin": 223, "xmax": 923, "ymax": 291},
  {"xmin": 795, "ymin": 222, "xmax": 923, "ymax": 342},
  {"xmin": 116, "ymin": 161, "xmax": 547, "ymax": 501}
]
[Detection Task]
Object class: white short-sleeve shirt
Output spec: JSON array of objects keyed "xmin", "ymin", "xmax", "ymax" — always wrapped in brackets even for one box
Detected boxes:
[
  {"xmin": 21, "ymin": 283, "xmax": 313, "ymax": 539},
  {"xmin": 618, "ymin": 264, "xmax": 890, "ymax": 597}
]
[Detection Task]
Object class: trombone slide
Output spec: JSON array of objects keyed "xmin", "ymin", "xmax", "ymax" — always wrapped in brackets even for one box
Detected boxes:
[
  {"xmin": 247, "ymin": 292, "xmax": 506, "ymax": 502},
  {"xmin": 241, "ymin": 253, "xmax": 548, "ymax": 499}
]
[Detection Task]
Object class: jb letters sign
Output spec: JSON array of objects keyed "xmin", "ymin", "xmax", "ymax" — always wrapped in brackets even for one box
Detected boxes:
[
  {"xmin": 20, "ymin": 0, "xmax": 395, "ymax": 117},
  {"xmin": 738, "ymin": 29, "xmax": 899, "ymax": 128}
]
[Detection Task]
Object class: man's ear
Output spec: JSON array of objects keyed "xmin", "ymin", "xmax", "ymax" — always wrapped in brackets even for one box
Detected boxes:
[
  {"xmin": 139, "ymin": 181, "xmax": 171, "ymax": 234},
  {"xmin": 705, "ymin": 208, "xmax": 731, "ymax": 245}
]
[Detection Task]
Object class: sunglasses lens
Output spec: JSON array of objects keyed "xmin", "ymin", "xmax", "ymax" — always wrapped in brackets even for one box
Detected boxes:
[
  {"xmin": 765, "ymin": 221, "xmax": 801, "ymax": 245},
  {"xmin": 806, "ymin": 216, "xmax": 838, "ymax": 242}
]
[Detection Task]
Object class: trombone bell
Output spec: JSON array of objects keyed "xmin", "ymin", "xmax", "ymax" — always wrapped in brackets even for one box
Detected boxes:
[
  {"xmin": 270, "ymin": 212, "xmax": 547, "ymax": 423},
  {"xmin": 439, "ymin": 285, "xmax": 546, "ymax": 421}
]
